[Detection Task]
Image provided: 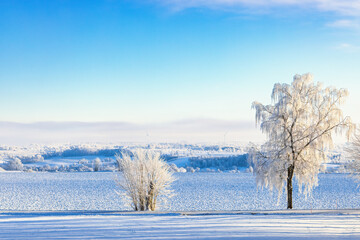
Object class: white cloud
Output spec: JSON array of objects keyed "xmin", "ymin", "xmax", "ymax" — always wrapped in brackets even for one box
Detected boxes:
[
  {"xmin": 335, "ymin": 43, "xmax": 360, "ymax": 52},
  {"xmin": 338, "ymin": 43, "xmax": 352, "ymax": 48},
  {"xmin": 156, "ymin": 0, "xmax": 360, "ymax": 16},
  {"xmin": 326, "ymin": 19, "xmax": 360, "ymax": 28}
]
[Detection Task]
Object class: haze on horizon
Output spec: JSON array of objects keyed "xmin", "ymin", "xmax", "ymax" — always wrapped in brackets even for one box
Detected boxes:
[{"xmin": 1, "ymin": 0, "xmax": 359, "ymax": 144}]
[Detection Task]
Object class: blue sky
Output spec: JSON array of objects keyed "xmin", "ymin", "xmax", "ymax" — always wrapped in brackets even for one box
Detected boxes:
[{"xmin": 0, "ymin": 0, "xmax": 360, "ymax": 143}]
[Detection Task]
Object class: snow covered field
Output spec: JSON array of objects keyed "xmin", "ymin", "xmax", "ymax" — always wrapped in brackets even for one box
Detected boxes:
[
  {"xmin": 0, "ymin": 211, "xmax": 359, "ymax": 239},
  {"xmin": 0, "ymin": 171, "xmax": 359, "ymax": 239},
  {"xmin": 0, "ymin": 172, "xmax": 359, "ymax": 211}
]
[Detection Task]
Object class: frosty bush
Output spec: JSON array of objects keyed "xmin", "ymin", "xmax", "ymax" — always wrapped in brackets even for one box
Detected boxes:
[
  {"xmin": 20, "ymin": 154, "xmax": 44, "ymax": 164},
  {"xmin": 115, "ymin": 150, "xmax": 174, "ymax": 211},
  {"xmin": 6, "ymin": 158, "xmax": 23, "ymax": 171},
  {"xmin": 169, "ymin": 163, "xmax": 179, "ymax": 172},
  {"xmin": 93, "ymin": 158, "xmax": 101, "ymax": 172}
]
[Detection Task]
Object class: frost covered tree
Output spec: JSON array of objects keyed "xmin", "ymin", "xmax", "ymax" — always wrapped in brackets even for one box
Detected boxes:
[
  {"xmin": 115, "ymin": 150, "xmax": 174, "ymax": 211},
  {"xmin": 93, "ymin": 158, "xmax": 101, "ymax": 172},
  {"xmin": 249, "ymin": 73, "xmax": 354, "ymax": 209},
  {"xmin": 6, "ymin": 158, "xmax": 24, "ymax": 171},
  {"xmin": 345, "ymin": 129, "xmax": 360, "ymax": 176}
]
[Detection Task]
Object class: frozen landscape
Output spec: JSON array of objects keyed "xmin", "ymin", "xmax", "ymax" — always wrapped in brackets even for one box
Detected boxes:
[
  {"xmin": 3, "ymin": 0, "xmax": 360, "ymax": 238},
  {"xmin": 0, "ymin": 149, "xmax": 359, "ymax": 239},
  {"xmin": 0, "ymin": 143, "xmax": 358, "ymax": 239}
]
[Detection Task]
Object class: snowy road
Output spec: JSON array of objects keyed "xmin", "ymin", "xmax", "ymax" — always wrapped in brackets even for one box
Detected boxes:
[{"xmin": 0, "ymin": 211, "xmax": 359, "ymax": 239}]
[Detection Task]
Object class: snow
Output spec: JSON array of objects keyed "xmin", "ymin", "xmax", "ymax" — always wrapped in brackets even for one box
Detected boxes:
[
  {"xmin": 0, "ymin": 172, "xmax": 359, "ymax": 239},
  {"xmin": 0, "ymin": 211, "xmax": 359, "ymax": 239},
  {"xmin": 0, "ymin": 172, "xmax": 359, "ymax": 211}
]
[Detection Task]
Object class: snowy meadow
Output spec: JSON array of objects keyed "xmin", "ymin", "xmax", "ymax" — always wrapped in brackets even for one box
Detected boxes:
[
  {"xmin": 0, "ymin": 172, "xmax": 359, "ymax": 211},
  {"xmin": 0, "ymin": 171, "xmax": 360, "ymax": 239}
]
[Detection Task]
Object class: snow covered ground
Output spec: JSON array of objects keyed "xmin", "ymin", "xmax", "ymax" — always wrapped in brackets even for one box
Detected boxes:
[
  {"xmin": 0, "ymin": 172, "xmax": 359, "ymax": 211},
  {"xmin": 0, "ymin": 172, "xmax": 359, "ymax": 239},
  {"xmin": 0, "ymin": 211, "xmax": 359, "ymax": 239}
]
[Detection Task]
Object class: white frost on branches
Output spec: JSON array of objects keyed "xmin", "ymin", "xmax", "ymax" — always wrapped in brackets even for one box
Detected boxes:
[
  {"xmin": 345, "ymin": 129, "xmax": 360, "ymax": 177},
  {"xmin": 115, "ymin": 149, "xmax": 175, "ymax": 211},
  {"xmin": 6, "ymin": 158, "xmax": 24, "ymax": 171},
  {"xmin": 249, "ymin": 73, "xmax": 354, "ymax": 197}
]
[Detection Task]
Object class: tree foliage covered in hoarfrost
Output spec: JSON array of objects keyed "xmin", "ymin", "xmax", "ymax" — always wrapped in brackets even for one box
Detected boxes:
[
  {"xmin": 6, "ymin": 158, "xmax": 24, "ymax": 171},
  {"xmin": 345, "ymin": 129, "xmax": 360, "ymax": 177},
  {"xmin": 249, "ymin": 73, "xmax": 354, "ymax": 209},
  {"xmin": 115, "ymin": 150, "xmax": 174, "ymax": 211}
]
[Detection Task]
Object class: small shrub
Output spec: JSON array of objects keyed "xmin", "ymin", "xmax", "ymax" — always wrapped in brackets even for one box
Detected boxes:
[{"xmin": 116, "ymin": 149, "xmax": 174, "ymax": 211}]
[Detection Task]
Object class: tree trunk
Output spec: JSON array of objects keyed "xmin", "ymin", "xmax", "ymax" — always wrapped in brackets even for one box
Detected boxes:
[
  {"xmin": 147, "ymin": 181, "xmax": 155, "ymax": 211},
  {"xmin": 287, "ymin": 165, "xmax": 295, "ymax": 209}
]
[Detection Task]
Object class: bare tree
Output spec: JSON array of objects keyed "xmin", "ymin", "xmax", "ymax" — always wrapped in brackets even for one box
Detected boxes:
[
  {"xmin": 116, "ymin": 149, "xmax": 174, "ymax": 211},
  {"xmin": 249, "ymin": 73, "xmax": 354, "ymax": 209}
]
